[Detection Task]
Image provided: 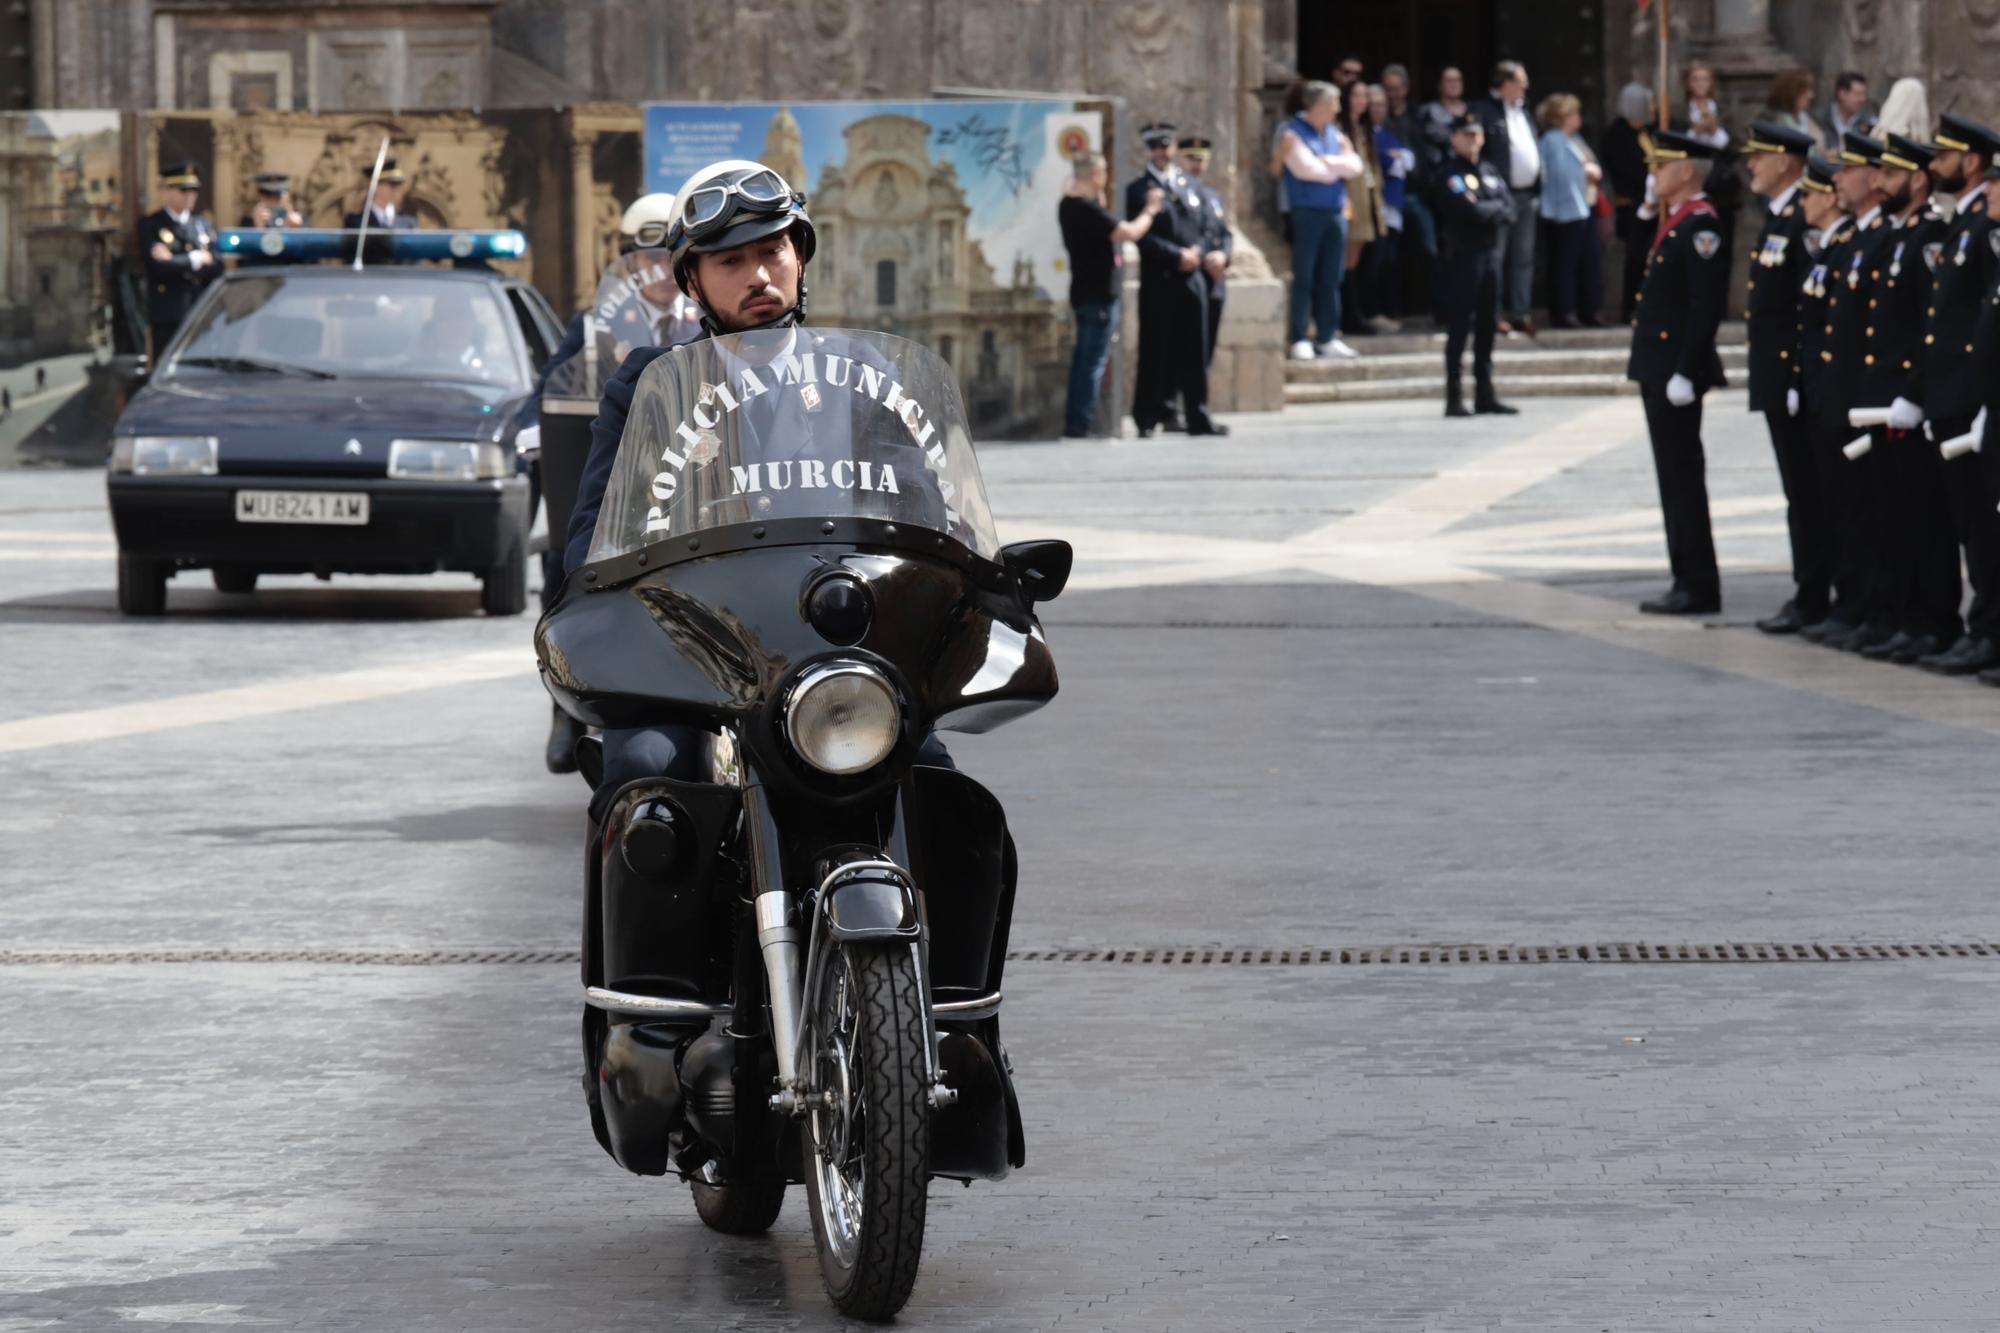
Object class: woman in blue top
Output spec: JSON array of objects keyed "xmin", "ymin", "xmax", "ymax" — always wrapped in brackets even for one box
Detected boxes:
[
  {"xmin": 1277, "ymin": 81, "xmax": 1364, "ymax": 360},
  {"xmin": 1536, "ymin": 92, "xmax": 1606, "ymax": 327}
]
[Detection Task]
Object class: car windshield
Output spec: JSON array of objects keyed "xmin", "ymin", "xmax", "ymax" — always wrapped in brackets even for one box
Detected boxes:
[
  {"xmin": 585, "ymin": 328, "xmax": 999, "ymax": 566},
  {"xmin": 165, "ymin": 274, "xmax": 524, "ymax": 386},
  {"xmin": 544, "ymin": 247, "xmax": 701, "ymax": 400}
]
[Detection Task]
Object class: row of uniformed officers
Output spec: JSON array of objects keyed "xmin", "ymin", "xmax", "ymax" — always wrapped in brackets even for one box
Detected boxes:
[
  {"xmin": 141, "ymin": 158, "xmax": 418, "ymax": 354},
  {"xmin": 1630, "ymin": 112, "xmax": 2000, "ymax": 684}
]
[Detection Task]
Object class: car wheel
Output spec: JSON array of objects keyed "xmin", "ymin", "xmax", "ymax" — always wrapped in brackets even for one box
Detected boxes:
[
  {"xmin": 117, "ymin": 552, "xmax": 169, "ymax": 617},
  {"xmin": 212, "ymin": 567, "xmax": 258, "ymax": 595},
  {"xmin": 481, "ymin": 544, "xmax": 528, "ymax": 616}
]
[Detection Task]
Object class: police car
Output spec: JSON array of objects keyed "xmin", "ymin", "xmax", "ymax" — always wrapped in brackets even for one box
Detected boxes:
[{"xmin": 106, "ymin": 229, "xmax": 565, "ymax": 615}]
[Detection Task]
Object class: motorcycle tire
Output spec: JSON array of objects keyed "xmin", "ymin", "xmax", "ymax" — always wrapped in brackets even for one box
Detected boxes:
[
  {"xmin": 690, "ymin": 1176, "xmax": 786, "ymax": 1235},
  {"xmin": 802, "ymin": 942, "xmax": 929, "ymax": 1320}
]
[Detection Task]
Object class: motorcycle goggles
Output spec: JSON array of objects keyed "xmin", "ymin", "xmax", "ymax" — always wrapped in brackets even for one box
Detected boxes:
[{"xmin": 677, "ymin": 168, "xmax": 793, "ymax": 238}]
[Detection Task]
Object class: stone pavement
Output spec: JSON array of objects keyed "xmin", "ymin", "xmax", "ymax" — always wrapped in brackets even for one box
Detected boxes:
[{"xmin": 5, "ymin": 393, "xmax": 2000, "ymax": 1329}]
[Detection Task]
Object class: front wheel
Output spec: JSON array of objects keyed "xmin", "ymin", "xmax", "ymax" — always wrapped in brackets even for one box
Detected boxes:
[
  {"xmin": 117, "ymin": 552, "xmax": 168, "ymax": 616},
  {"xmin": 801, "ymin": 942, "xmax": 930, "ymax": 1320}
]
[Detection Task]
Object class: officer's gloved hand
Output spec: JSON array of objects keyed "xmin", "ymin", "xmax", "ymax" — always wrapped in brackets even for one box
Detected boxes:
[
  {"xmin": 1974, "ymin": 407, "xmax": 1990, "ymax": 452},
  {"xmin": 1786, "ymin": 387, "xmax": 1800, "ymax": 419},
  {"xmin": 1666, "ymin": 374, "xmax": 1696, "ymax": 407},
  {"xmin": 1888, "ymin": 397, "xmax": 1925, "ymax": 431}
]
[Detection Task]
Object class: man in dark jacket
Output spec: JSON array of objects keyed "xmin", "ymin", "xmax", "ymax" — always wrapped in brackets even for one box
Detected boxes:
[
  {"xmin": 1740, "ymin": 122, "xmax": 1824, "ymax": 634},
  {"xmin": 1627, "ymin": 129, "xmax": 1729, "ymax": 615},
  {"xmin": 1126, "ymin": 123, "xmax": 1222, "ymax": 437},
  {"xmin": 139, "ymin": 162, "xmax": 218, "ymax": 355},
  {"xmin": 1906, "ymin": 114, "xmax": 2000, "ymax": 676},
  {"xmin": 1472, "ymin": 61, "xmax": 1542, "ymax": 335}
]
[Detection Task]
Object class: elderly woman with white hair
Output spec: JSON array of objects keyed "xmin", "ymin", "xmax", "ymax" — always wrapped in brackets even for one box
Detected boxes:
[
  {"xmin": 1875, "ymin": 77, "xmax": 1932, "ymax": 142},
  {"xmin": 1599, "ymin": 82, "xmax": 1655, "ymax": 321}
]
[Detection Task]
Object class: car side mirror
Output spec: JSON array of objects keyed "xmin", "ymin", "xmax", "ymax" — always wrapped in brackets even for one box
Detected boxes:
[{"xmin": 1001, "ymin": 539, "xmax": 1072, "ymax": 604}]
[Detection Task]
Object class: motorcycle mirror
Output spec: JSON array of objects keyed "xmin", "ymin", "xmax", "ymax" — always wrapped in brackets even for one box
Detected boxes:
[{"xmin": 1000, "ymin": 540, "xmax": 1073, "ymax": 604}]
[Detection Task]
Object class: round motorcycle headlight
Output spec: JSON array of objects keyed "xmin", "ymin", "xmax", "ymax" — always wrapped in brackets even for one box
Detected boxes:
[{"xmin": 785, "ymin": 662, "xmax": 899, "ymax": 776}]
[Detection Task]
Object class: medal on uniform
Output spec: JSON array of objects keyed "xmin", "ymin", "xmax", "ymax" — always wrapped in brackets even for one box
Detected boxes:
[
  {"xmin": 1848, "ymin": 253, "xmax": 1862, "ymax": 288},
  {"xmin": 159, "ymin": 228, "xmax": 174, "ymax": 243},
  {"xmin": 1890, "ymin": 243, "xmax": 1904, "ymax": 278},
  {"xmin": 1925, "ymin": 240, "xmax": 1944, "ymax": 272},
  {"xmin": 1957, "ymin": 233, "xmax": 1971, "ymax": 266}
]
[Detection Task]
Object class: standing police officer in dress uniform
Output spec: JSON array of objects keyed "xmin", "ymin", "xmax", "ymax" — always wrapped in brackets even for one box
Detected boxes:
[
  {"xmin": 343, "ymin": 158, "xmax": 418, "ymax": 264},
  {"xmin": 1854, "ymin": 132, "xmax": 1959, "ymax": 663},
  {"xmin": 236, "ymin": 171, "xmax": 305, "ymax": 268},
  {"xmin": 1905, "ymin": 114, "xmax": 2000, "ymax": 676},
  {"xmin": 1627, "ymin": 129, "xmax": 1729, "ymax": 615},
  {"xmin": 1809, "ymin": 132, "xmax": 1901, "ymax": 652},
  {"xmin": 1795, "ymin": 156, "xmax": 1868, "ymax": 642},
  {"xmin": 1177, "ymin": 135, "xmax": 1232, "ymax": 370},
  {"xmin": 1741, "ymin": 122, "xmax": 1825, "ymax": 634},
  {"xmin": 1436, "ymin": 113, "xmax": 1516, "ymax": 418},
  {"xmin": 140, "ymin": 162, "xmax": 218, "ymax": 358},
  {"xmin": 1126, "ymin": 124, "xmax": 1224, "ymax": 437}
]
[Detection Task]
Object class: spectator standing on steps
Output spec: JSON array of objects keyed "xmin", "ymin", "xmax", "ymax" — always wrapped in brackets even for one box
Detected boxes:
[
  {"xmin": 1277, "ymin": 81, "xmax": 1364, "ymax": 362},
  {"xmin": 1338, "ymin": 79, "xmax": 1389, "ymax": 336},
  {"xmin": 1537, "ymin": 93, "xmax": 1605, "ymax": 328},
  {"xmin": 1601, "ymin": 82, "xmax": 1654, "ymax": 322},
  {"xmin": 1474, "ymin": 61, "xmax": 1543, "ymax": 336},
  {"xmin": 1059, "ymin": 151, "xmax": 1162, "ymax": 438}
]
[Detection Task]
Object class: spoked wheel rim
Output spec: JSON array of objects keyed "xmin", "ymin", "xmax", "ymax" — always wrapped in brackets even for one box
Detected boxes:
[{"xmin": 806, "ymin": 948, "xmax": 866, "ymax": 1269}]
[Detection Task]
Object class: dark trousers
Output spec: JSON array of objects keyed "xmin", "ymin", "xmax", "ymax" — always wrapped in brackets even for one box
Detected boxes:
[
  {"xmin": 1205, "ymin": 282, "xmax": 1224, "ymax": 369},
  {"xmin": 1640, "ymin": 385, "xmax": 1720, "ymax": 599},
  {"xmin": 1808, "ymin": 412, "xmax": 1876, "ymax": 623},
  {"xmin": 1617, "ymin": 206, "xmax": 1648, "ymax": 322},
  {"xmin": 1443, "ymin": 245, "xmax": 1498, "ymax": 401},
  {"xmin": 1133, "ymin": 277, "xmax": 1211, "ymax": 433},
  {"xmin": 1763, "ymin": 406, "xmax": 1833, "ymax": 620},
  {"xmin": 1547, "ymin": 217, "xmax": 1603, "ymax": 324},
  {"xmin": 148, "ymin": 320, "xmax": 182, "ymax": 360},
  {"xmin": 1936, "ymin": 414, "xmax": 2000, "ymax": 639},
  {"xmin": 1877, "ymin": 426, "xmax": 1964, "ymax": 640},
  {"xmin": 1063, "ymin": 299, "xmax": 1118, "ymax": 436}
]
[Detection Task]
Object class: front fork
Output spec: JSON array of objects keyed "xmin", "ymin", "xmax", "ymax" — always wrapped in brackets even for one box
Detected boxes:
[{"xmin": 740, "ymin": 779, "xmax": 954, "ymax": 1118}]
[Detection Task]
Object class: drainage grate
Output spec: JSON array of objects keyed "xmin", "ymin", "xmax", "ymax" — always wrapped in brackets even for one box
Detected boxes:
[
  {"xmin": 1, "ymin": 942, "xmax": 1995, "ymax": 967},
  {"xmin": 1008, "ymin": 942, "xmax": 2000, "ymax": 965}
]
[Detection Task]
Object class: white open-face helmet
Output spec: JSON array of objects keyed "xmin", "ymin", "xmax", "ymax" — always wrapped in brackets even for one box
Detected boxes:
[
  {"xmin": 667, "ymin": 159, "xmax": 816, "ymax": 284},
  {"xmin": 618, "ymin": 192, "xmax": 677, "ymax": 251}
]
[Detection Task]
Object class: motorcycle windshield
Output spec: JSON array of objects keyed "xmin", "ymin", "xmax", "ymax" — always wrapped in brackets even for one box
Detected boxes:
[
  {"xmin": 543, "ymin": 247, "xmax": 701, "ymax": 399},
  {"xmin": 584, "ymin": 327, "xmax": 1000, "ymax": 566}
]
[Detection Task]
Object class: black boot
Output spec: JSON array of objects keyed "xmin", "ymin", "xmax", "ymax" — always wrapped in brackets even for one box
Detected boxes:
[
  {"xmin": 1474, "ymin": 381, "xmax": 1519, "ymax": 415},
  {"xmin": 1445, "ymin": 380, "xmax": 1472, "ymax": 418},
  {"xmin": 545, "ymin": 704, "xmax": 583, "ymax": 774}
]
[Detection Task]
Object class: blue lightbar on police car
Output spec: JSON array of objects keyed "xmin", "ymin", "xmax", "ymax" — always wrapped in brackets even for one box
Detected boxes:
[{"xmin": 216, "ymin": 229, "xmax": 530, "ymax": 262}]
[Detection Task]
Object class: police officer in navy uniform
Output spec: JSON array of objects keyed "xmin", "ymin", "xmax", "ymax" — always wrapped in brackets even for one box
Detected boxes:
[
  {"xmin": 1126, "ymin": 124, "xmax": 1224, "ymax": 437},
  {"xmin": 1809, "ymin": 132, "xmax": 1901, "ymax": 651},
  {"xmin": 1627, "ymin": 129, "xmax": 1729, "ymax": 615},
  {"xmin": 343, "ymin": 158, "xmax": 418, "ymax": 264},
  {"xmin": 1906, "ymin": 114, "xmax": 2000, "ymax": 676},
  {"xmin": 236, "ymin": 171, "xmax": 305, "ymax": 268},
  {"xmin": 1740, "ymin": 122, "xmax": 1825, "ymax": 633},
  {"xmin": 1435, "ymin": 112, "xmax": 1516, "ymax": 418},
  {"xmin": 1795, "ymin": 156, "xmax": 1869, "ymax": 643},
  {"xmin": 140, "ymin": 161, "xmax": 218, "ymax": 357},
  {"xmin": 1177, "ymin": 135, "xmax": 1232, "ymax": 369},
  {"xmin": 1853, "ymin": 132, "xmax": 1959, "ymax": 663}
]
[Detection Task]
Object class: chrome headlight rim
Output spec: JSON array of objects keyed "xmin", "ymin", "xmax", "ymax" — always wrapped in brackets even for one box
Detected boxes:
[
  {"xmin": 387, "ymin": 438, "xmax": 509, "ymax": 481},
  {"xmin": 782, "ymin": 660, "xmax": 902, "ymax": 777}
]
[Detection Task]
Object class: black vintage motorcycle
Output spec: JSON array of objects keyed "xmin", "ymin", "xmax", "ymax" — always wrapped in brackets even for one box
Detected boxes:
[{"xmin": 535, "ymin": 327, "xmax": 1070, "ymax": 1318}]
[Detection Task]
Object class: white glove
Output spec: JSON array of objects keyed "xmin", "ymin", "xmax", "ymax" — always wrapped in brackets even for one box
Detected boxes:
[
  {"xmin": 1888, "ymin": 397, "xmax": 1925, "ymax": 431},
  {"xmin": 1666, "ymin": 374, "xmax": 1696, "ymax": 407},
  {"xmin": 1976, "ymin": 407, "xmax": 1990, "ymax": 447},
  {"xmin": 1786, "ymin": 388, "xmax": 1800, "ymax": 418},
  {"xmin": 188, "ymin": 250, "xmax": 210, "ymax": 271},
  {"xmin": 515, "ymin": 422, "xmax": 541, "ymax": 458}
]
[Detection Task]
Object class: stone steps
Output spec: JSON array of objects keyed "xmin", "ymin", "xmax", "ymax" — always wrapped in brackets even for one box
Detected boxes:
[{"xmin": 1283, "ymin": 322, "xmax": 1751, "ymax": 403}]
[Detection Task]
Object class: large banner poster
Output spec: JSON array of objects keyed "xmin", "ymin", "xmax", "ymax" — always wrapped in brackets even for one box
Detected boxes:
[{"xmin": 645, "ymin": 99, "xmax": 1104, "ymax": 438}]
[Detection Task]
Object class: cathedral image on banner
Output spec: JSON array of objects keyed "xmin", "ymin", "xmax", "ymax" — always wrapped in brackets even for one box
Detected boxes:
[{"xmin": 644, "ymin": 99, "xmax": 1103, "ymax": 438}]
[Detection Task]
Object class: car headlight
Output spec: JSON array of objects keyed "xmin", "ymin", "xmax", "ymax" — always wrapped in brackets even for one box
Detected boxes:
[
  {"xmin": 111, "ymin": 435, "xmax": 218, "ymax": 476},
  {"xmin": 387, "ymin": 439, "xmax": 509, "ymax": 481},
  {"xmin": 784, "ymin": 661, "xmax": 900, "ymax": 776}
]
